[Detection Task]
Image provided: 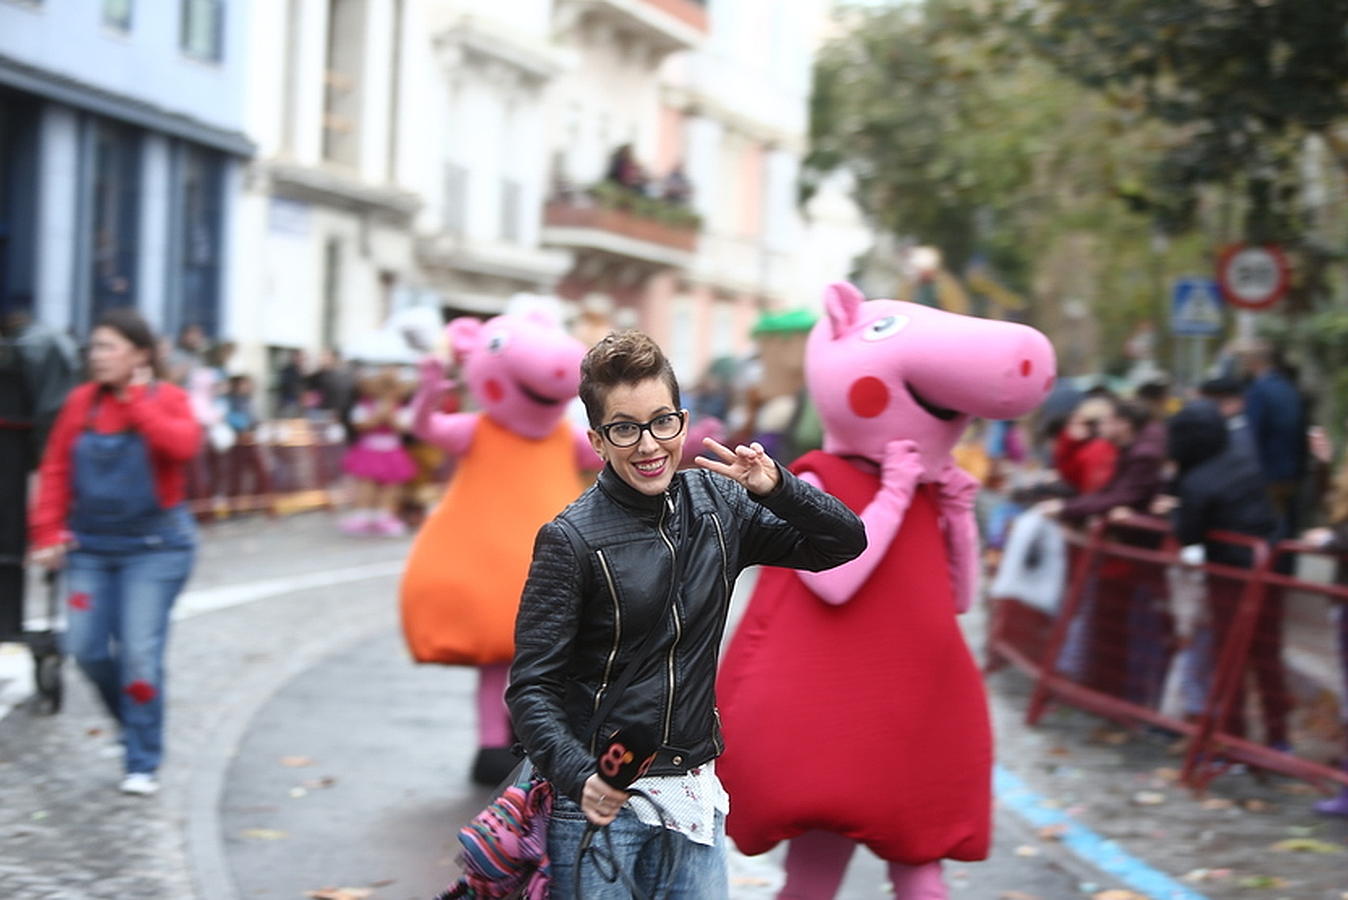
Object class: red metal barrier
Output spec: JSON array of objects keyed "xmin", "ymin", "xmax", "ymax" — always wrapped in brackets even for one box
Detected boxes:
[
  {"xmin": 185, "ymin": 419, "xmax": 349, "ymax": 519},
  {"xmin": 988, "ymin": 514, "xmax": 1348, "ymax": 794},
  {"xmin": 1188, "ymin": 540, "xmax": 1348, "ymax": 792}
]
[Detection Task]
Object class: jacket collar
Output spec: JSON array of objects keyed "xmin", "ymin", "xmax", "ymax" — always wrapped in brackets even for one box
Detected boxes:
[{"xmin": 597, "ymin": 464, "xmax": 673, "ymax": 518}]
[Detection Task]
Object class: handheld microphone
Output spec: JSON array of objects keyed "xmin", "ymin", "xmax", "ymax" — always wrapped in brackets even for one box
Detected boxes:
[{"xmin": 595, "ymin": 723, "xmax": 659, "ymax": 791}]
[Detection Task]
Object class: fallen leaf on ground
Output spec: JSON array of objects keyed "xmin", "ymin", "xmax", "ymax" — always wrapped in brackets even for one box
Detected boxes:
[
  {"xmin": 1014, "ymin": 844, "xmax": 1040, "ymax": 857},
  {"xmin": 1200, "ymin": 798, "xmax": 1234, "ymax": 811},
  {"xmin": 1036, "ymin": 824, "xmax": 1068, "ymax": 841},
  {"xmin": 1132, "ymin": 791, "xmax": 1167, "ymax": 806},
  {"xmin": 1152, "ymin": 767, "xmax": 1181, "ymax": 782},
  {"xmin": 240, "ymin": 828, "xmax": 287, "ymax": 840},
  {"xmin": 1089, "ymin": 728, "xmax": 1130, "ymax": 746},
  {"xmin": 368, "ymin": 881, "xmax": 395, "ymax": 889},
  {"xmin": 1277, "ymin": 782, "xmax": 1319, "ymax": 796},
  {"xmin": 1092, "ymin": 891, "xmax": 1148, "ymax": 900},
  {"xmin": 280, "ymin": 756, "xmax": 314, "ymax": 768},
  {"xmin": 305, "ymin": 889, "xmax": 372, "ymax": 900},
  {"xmin": 999, "ymin": 892, "xmax": 1041, "ymax": 900},
  {"xmin": 1048, "ymin": 746, "xmax": 1072, "ymax": 757},
  {"xmin": 1236, "ymin": 875, "xmax": 1287, "ymax": 889},
  {"xmin": 1269, "ymin": 837, "xmax": 1344, "ymax": 854},
  {"xmin": 86, "ymin": 727, "xmax": 105, "ymax": 738},
  {"xmin": 302, "ymin": 776, "xmax": 338, "ymax": 789},
  {"xmin": 1240, "ymin": 798, "xmax": 1272, "ymax": 812},
  {"xmin": 1180, "ymin": 868, "xmax": 1233, "ymax": 883}
]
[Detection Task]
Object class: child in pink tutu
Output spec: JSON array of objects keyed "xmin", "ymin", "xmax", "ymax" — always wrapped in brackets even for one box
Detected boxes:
[{"xmin": 340, "ymin": 369, "xmax": 417, "ymax": 536}]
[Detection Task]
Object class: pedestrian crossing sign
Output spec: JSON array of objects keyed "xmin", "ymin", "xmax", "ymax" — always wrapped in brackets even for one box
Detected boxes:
[{"xmin": 1171, "ymin": 278, "xmax": 1224, "ymax": 337}]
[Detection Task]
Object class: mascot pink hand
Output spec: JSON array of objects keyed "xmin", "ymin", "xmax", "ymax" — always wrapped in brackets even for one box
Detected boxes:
[
  {"xmin": 572, "ymin": 423, "xmax": 602, "ymax": 470},
  {"xmin": 798, "ymin": 440, "xmax": 924, "ymax": 605},
  {"xmin": 411, "ymin": 355, "xmax": 476, "ymax": 455},
  {"xmin": 935, "ymin": 463, "xmax": 981, "ymax": 614}
]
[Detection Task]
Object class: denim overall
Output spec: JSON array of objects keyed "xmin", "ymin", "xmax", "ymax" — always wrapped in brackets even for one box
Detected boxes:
[{"xmin": 64, "ymin": 395, "xmax": 195, "ymax": 774}]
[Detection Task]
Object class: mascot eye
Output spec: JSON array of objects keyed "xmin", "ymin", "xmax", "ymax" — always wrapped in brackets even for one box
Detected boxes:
[
  {"xmin": 862, "ymin": 315, "xmax": 909, "ymax": 342},
  {"xmin": 486, "ymin": 333, "xmax": 509, "ymax": 354}
]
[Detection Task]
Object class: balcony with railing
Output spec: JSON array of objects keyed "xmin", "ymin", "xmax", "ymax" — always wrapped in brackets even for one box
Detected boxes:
[
  {"xmin": 556, "ymin": 0, "xmax": 708, "ymax": 56},
  {"xmin": 543, "ymin": 180, "xmax": 701, "ymax": 268}
]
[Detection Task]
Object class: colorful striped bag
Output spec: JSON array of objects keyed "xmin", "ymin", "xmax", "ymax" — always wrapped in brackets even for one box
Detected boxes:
[{"xmin": 437, "ymin": 758, "xmax": 553, "ymax": 899}]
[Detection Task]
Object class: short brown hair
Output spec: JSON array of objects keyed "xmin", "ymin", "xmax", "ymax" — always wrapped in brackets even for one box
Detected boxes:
[
  {"xmin": 579, "ymin": 330, "xmax": 681, "ymax": 427},
  {"xmin": 94, "ymin": 307, "xmax": 165, "ymax": 378}
]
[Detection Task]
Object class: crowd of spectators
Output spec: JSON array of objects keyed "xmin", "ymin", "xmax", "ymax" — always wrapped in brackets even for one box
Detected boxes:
[{"xmin": 990, "ymin": 341, "xmax": 1348, "ymax": 815}]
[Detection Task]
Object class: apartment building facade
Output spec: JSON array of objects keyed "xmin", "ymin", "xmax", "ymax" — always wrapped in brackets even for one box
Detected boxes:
[{"xmin": 0, "ymin": 0, "xmax": 252, "ymax": 340}]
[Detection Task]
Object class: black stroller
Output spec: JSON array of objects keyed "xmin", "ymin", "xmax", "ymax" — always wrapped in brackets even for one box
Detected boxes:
[
  {"xmin": 0, "ymin": 337, "xmax": 63, "ymax": 715},
  {"xmin": 0, "ymin": 559, "xmax": 63, "ymax": 715}
]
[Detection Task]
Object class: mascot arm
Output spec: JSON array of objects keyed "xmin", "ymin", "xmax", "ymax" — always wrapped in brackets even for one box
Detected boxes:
[
  {"xmin": 572, "ymin": 424, "xmax": 603, "ymax": 471},
  {"xmin": 794, "ymin": 440, "xmax": 925, "ymax": 606},
  {"xmin": 935, "ymin": 462, "xmax": 982, "ymax": 614},
  {"xmin": 411, "ymin": 356, "xmax": 477, "ymax": 455}
]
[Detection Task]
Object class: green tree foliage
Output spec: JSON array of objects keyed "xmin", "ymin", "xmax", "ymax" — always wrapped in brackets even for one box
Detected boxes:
[
  {"xmin": 1005, "ymin": 0, "xmax": 1348, "ymax": 244},
  {"xmin": 804, "ymin": 0, "xmax": 1186, "ymax": 364}
]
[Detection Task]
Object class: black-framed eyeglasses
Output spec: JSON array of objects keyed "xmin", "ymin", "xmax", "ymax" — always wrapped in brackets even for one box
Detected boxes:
[{"xmin": 598, "ymin": 411, "xmax": 687, "ymax": 448}]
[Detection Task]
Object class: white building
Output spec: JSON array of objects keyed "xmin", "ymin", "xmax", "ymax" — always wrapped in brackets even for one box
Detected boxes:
[
  {"xmin": 0, "ymin": 0, "xmax": 252, "ymax": 340},
  {"xmin": 233, "ymin": 0, "xmax": 420, "ymax": 379},
  {"xmin": 403, "ymin": 0, "xmax": 571, "ymax": 318}
]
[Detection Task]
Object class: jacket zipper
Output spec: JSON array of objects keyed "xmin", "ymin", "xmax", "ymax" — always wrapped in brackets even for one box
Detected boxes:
[
  {"xmin": 658, "ymin": 493, "xmax": 682, "ymax": 745},
  {"xmin": 709, "ymin": 512, "xmax": 730, "ymax": 599},
  {"xmin": 591, "ymin": 549, "xmax": 622, "ymax": 753}
]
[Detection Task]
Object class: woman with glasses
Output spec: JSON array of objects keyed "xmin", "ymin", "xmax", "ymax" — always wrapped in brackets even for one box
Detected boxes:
[{"xmin": 507, "ymin": 330, "xmax": 866, "ymax": 898}]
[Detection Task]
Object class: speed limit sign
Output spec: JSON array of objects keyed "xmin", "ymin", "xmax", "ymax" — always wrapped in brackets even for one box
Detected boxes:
[{"xmin": 1216, "ymin": 244, "xmax": 1289, "ymax": 310}]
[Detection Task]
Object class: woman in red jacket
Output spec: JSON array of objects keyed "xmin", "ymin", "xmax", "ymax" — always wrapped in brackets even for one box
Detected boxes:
[{"xmin": 30, "ymin": 309, "xmax": 201, "ymax": 796}]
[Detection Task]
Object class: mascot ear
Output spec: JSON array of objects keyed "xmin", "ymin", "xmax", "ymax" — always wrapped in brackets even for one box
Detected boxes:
[
  {"xmin": 524, "ymin": 308, "xmax": 560, "ymax": 330},
  {"xmin": 446, "ymin": 317, "xmax": 483, "ymax": 362},
  {"xmin": 823, "ymin": 282, "xmax": 865, "ymax": 338}
]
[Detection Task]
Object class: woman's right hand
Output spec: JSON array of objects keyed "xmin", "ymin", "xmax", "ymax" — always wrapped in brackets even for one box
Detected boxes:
[
  {"xmin": 30, "ymin": 542, "xmax": 68, "ymax": 571},
  {"xmin": 581, "ymin": 773, "xmax": 629, "ymax": 827}
]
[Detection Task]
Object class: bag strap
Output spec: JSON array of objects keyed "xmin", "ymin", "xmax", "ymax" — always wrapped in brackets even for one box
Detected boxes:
[{"xmin": 555, "ymin": 505, "xmax": 685, "ymax": 750}]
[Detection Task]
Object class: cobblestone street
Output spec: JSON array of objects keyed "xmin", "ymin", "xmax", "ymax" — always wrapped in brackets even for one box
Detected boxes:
[{"xmin": 1, "ymin": 513, "xmax": 1345, "ymax": 899}]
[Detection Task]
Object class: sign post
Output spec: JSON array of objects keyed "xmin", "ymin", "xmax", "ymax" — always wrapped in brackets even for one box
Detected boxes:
[
  {"xmin": 1171, "ymin": 277, "xmax": 1224, "ymax": 386},
  {"xmin": 1216, "ymin": 244, "xmax": 1290, "ymax": 342}
]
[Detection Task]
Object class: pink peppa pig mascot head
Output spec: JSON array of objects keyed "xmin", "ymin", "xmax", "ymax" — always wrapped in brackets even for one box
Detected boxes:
[
  {"xmin": 448, "ymin": 311, "xmax": 587, "ymax": 441},
  {"xmin": 807, "ymin": 281, "xmax": 1056, "ymax": 473}
]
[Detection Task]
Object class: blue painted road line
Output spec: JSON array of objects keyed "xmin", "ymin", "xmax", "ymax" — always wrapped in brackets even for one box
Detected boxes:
[{"xmin": 994, "ymin": 765, "xmax": 1211, "ymax": 900}]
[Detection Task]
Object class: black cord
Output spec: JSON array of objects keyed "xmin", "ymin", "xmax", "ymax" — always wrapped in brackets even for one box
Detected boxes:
[{"xmin": 571, "ymin": 789, "xmax": 679, "ymax": 899}]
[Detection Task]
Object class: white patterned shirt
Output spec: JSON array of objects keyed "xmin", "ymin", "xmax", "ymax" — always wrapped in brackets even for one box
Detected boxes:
[{"xmin": 623, "ymin": 761, "xmax": 729, "ymax": 847}]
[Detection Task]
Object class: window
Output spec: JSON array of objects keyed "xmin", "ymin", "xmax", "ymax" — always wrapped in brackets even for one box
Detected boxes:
[
  {"xmin": 320, "ymin": 238, "xmax": 341, "ymax": 351},
  {"xmin": 181, "ymin": 0, "xmax": 223, "ymax": 62},
  {"xmin": 322, "ymin": 0, "xmax": 365, "ymax": 166},
  {"xmin": 500, "ymin": 178, "xmax": 521, "ymax": 244},
  {"xmin": 0, "ymin": 92, "xmax": 40, "ymax": 312},
  {"xmin": 88, "ymin": 121, "xmax": 141, "ymax": 324},
  {"xmin": 104, "ymin": 0, "xmax": 133, "ymax": 31},
  {"xmin": 443, "ymin": 162, "xmax": 467, "ymax": 236},
  {"xmin": 172, "ymin": 145, "xmax": 224, "ymax": 338}
]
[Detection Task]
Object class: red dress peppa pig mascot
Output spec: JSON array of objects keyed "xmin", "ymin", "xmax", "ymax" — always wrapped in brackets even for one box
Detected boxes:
[
  {"xmin": 717, "ymin": 282, "xmax": 1057, "ymax": 899},
  {"xmin": 400, "ymin": 310, "xmax": 600, "ymax": 784}
]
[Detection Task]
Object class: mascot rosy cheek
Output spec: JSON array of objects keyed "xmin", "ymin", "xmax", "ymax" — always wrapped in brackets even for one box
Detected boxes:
[
  {"xmin": 716, "ymin": 282, "xmax": 1055, "ymax": 900},
  {"xmin": 400, "ymin": 310, "xmax": 599, "ymax": 785}
]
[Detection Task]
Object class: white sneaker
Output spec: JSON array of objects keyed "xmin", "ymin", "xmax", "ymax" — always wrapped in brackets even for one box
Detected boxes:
[{"xmin": 119, "ymin": 772, "xmax": 159, "ymax": 796}]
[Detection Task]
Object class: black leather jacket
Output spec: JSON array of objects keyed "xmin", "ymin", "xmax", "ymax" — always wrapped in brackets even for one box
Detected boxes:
[{"xmin": 507, "ymin": 463, "xmax": 866, "ymax": 802}]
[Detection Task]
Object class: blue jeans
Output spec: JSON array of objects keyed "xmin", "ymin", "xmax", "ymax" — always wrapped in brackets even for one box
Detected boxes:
[
  {"xmin": 547, "ymin": 794, "xmax": 728, "ymax": 899},
  {"xmin": 64, "ymin": 546, "xmax": 194, "ymax": 774}
]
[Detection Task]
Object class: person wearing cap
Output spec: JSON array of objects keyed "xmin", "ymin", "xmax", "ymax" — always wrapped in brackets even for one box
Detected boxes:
[{"xmin": 1199, "ymin": 375, "xmax": 1257, "ymax": 461}]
